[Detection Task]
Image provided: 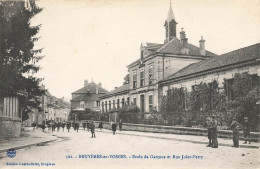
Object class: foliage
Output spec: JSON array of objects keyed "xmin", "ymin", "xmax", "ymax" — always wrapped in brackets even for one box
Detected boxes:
[
  {"xmin": 118, "ymin": 105, "xmax": 140, "ymax": 123},
  {"xmin": 160, "ymin": 73, "xmax": 260, "ymax": 131},
  {"xmin": 225, "ymin": 72, "xmax": 260, "ymax": 130},
  {"xmin": 0, "ymin": 1, "xmax": 44, "ymax": 121},
  {"xmin": 123, "ymin": 74, "xmax": 130, "ymax": 85}
]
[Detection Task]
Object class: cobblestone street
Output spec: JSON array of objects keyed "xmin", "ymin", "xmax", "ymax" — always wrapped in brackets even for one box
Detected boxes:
[{"xmin": 1, "ymin": 128, "xmax": 259, "ymax": 169}]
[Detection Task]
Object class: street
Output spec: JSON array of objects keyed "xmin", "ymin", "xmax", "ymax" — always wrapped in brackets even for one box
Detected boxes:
[{"xmin": 1, "ymin": 129, "xmax": 259, "ymax": 169}]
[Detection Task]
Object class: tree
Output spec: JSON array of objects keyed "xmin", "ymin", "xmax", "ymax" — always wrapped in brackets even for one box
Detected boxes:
[
  {"xmin": 226, "ymin": 72, "xmax": 260, "ymax": 130},
  {"xmin": 123, "ymin": 74, "xmax": 129, "ymax": 84},
  {"xmin": 0, "ymin": 1, "xmax": 44, "ymax": 121}
]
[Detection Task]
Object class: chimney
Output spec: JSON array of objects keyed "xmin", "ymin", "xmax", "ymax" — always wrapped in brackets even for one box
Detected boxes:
[
  {"xmin": 98, "ymin": 82, "xmax": 102, "ymax": 87},
  {"xmin": 96, "ymin": 85, "xmax": 99, "ymax": 94},
  {"xmin": 115, "ymin": 87, "xmax": 118, "ymax": 90},
  {"xmin": 180, "ymin": 28, "xmax": 188, "ymax": 48},
  {"xmin": 199, "ymin": 36, "xmax": 206, "ymax": 56},
  {"xmin": 84, "ymin": 80, "xmax": 88, "ymax": 87}
]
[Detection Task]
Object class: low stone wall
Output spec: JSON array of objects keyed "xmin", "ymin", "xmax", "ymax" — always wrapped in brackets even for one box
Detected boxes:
[
  {"xmin": 0, "ymin": 117, "xmax": 21, "ymax": 139},
  {"xmin": 95, "ymin": 121, "xmax": 260, "ymax": 141}
]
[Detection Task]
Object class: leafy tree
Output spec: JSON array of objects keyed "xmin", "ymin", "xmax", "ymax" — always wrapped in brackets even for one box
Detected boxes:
[
  {"xmin": 226, "ymin": 72, "xmax": 260, "ymax": 130},
  {"xmin": 123, "ymin": 74, "xmax": 129, "ymax": 84},
  {"xmin": 0, "ymin": 1, "xmax": 44, "ymax": 121}
]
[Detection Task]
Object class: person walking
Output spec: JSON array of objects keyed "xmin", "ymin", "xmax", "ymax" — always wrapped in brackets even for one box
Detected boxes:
[
  {"xmin": 32, "ymin": 122, "xmax": 36, "ymax": 132},
  {"xmin": 66, "ymin": 122, "xmax": 71, "ymax": 132},
  {"xmin": 119, "ymin": 119, "xmax": 123, "ymax": 131},
  {"xmin": 75, "ymin": 121, "xmax": 79, "ymax": 132},
  {"xmin": 112, "ymin": 122, "xmax": 117, "ymax": 135},
  {"xmin": 87, "ymin": 121, "xmax": 90, "ymax": 131},
  {"xmin": 82, "ymin": 122, "xmax": 86, "ymax": 131},
  {"xmin": 205, "ymin": 116, "xmax": 213, "ymax": 147},
  {"xmin": 230, "ymin": 117, "xmax": 243, "ymax": 148},
  {"xmin": 57, "ymin": 122, "xmax": 61, "ymax": 132},
  {"xmin": 61, "ymin": 121, "xmax": 66, "ymax": 132},
  {"xmin": 243, "ymin": 117, "xmax": 251, "ymax": 144},
  {"xmin": 210, "ymin": 115, "xmax": 218, "ymax": 148},
  {"xmin": 90, "ymin": 120, "xmax": 95, "ymax": 138},
  {"xmin": 98, "ymin": 121, "xmax": 103, "ymax": 131}
]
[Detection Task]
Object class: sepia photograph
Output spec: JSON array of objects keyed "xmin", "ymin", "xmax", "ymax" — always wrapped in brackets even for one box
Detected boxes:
[{"xmin": 0, "ymin": 0, "xmax": 260, "ymax": 169}]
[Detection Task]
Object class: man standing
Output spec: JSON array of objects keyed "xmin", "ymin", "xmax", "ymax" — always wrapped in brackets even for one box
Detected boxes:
[
  {"xmin": 205, "ymin": 116, "xmax": 213, "ymax": 147},
  {"xmin": 82, "ymin": 122, "xmax": 86, "ymax": 131},
  {"xmin": 90, "ymin": 120, "xmax": 95, "ymax": 138},
  {"xmin": 75, "ymin": 121, "xmax": 79, "ymax": 132},
  {"xmin": 119, "ymin": 119, "xmax": 123, "ymax": 131},
  {"xmin": 243, "ymin": 117, "xmax": 251, "ymax": 144},
  {"xmin": 210, "ymin": 115, "xmax": 218, "ymax": 148},
  {"xmin": 230, "ymin": 117, "xmax": 243, "ymax": 148},
  {"xmin": 112, "ymin": 122, "xmax": 117, "ymax": 135}
]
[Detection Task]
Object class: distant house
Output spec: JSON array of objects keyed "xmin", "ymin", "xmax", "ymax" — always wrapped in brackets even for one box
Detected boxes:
[{"xmin": 71, "ymin": 80, "xmax": 108, "ymax": 112}]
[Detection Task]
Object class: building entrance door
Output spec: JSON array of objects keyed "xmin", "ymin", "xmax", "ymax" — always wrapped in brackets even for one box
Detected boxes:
[{"xmin": 140, "ymin": 95, "xmax": 145, "ymax": 113}]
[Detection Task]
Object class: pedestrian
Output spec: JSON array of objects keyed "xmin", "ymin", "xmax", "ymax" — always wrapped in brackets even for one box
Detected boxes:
[
  {"xmin": 205, "ymin": 116, "xmax": 213, "ymax": 147},
  {"xmin": 52, "ymin": 122, "xmax": 56, "ymax": 132},
  {"xmin": 57, "ymin": 122, "xmax": 61, "ymax": 132},
  {"xmin": 230, "ymin": 117, "xmax": 243, "ymax": 148},
  {"xmin": 98, "ymin": 121, "xmax": 103, "ymax": 131},
  {"xmin": 112, "ymin": 122, "xmax": 117, "ymax": 135},
  {"xmin": 61, "ymin": 121, "xmax": 66, "ymax": 132},
  {"xmin": 47, "ymin": 121, "xmax": 51, "ymax": 131},
  {"xmin": 75, "ymin": 121, "xmax": 79, "ymax": 132},
  {"xmin": 72, "ymin": 121, "xmax": 76, "ymax": 131},
  {"xmin": 209, "ymin": 115, "xmax": 218, "ymax": 148},
  {"xmin": 66, "ymin": 122, "xmax": 71, "ymax": 132},
  {"xmin": 32, "ymin": 122, "xmax": 36, "ymax": 132},
  {"xmin": 87, "ymin": 121, "xmax": 90, "ymax": 131},
  {"xmin": 90, "ymin": 120, "xmax": 95, "ymax": 138},
  {"xmin": 119, "ymin": 119, "xmax": 123, "ymax": 131},
  {"xmin": 82, "ymin": 122, "xmax": 86, "ymax": 131},
  {"xmin": 41, "ymin": 121, "xmax": 46, "ymax": 131},
  {"xmin": 243, "ymin": 117, "xmax": 251, "ymax": 144}
]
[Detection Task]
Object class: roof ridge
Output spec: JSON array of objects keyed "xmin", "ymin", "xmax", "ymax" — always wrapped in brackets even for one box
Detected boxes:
[
  {"xmin": 157, "ymin": 37, "xmax": 179, "ymax": 52},
  {"xmin": 220, "ymin": 43, "xmax": 260, "ymax": 56}
]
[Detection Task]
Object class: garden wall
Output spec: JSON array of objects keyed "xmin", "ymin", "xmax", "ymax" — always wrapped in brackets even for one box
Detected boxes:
[{"xmin": 95, "ymin": 121, "xmax": 260, "ymax": 141}]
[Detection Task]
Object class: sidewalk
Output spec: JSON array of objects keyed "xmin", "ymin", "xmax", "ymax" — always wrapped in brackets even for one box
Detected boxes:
[
  {"xmin": 0, "ymin": 127, "xmax": 57, "ymax": 153},
  {"xmin": 96, "ymin": 129, "xmax": 260, "ymax": 149}
]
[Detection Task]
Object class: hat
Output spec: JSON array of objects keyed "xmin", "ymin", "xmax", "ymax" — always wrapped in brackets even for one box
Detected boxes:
[
  {"xmin": 244, "ymin": 117, "xmax": 248, "ymax": 120},
  {"xmin": 211, "ymin": 115, "xmax": 216, "ymax": 118}
]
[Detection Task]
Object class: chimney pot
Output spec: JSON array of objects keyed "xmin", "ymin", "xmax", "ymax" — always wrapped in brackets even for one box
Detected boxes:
[
  {"xmin": 84, "ymin": 80, "xmax": 88, "ymax": 87},
  {"xmin": 199, "ymin": 36, "xmax": 206, "ymax": 56}
]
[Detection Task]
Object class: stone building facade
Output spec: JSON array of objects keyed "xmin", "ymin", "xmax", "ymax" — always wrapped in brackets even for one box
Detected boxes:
[
  {"xmin": 100, "ymin": 3, "xmax": 216, "ymax": 115},
  {"xmin": 71, "ymin": 80, "xmax": 108, "ymax": 112}
]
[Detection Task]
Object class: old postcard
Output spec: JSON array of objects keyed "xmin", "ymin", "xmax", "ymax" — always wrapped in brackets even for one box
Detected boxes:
[{"xmin": 0, "ymin": 0, "xmax": 260, "ymax": 169}]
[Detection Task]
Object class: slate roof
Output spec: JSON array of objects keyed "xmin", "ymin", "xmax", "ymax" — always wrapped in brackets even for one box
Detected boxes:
[
  {"xmin": 72, "ymin": 82, "xmax": 108, "ymax": 94},
  {"xmin": 161, "ymin": 43, "xmax": 260, "ymax": 83},
  {"xmin": 100, "ymin": 84, "xmax": 129, "ymax": 98},
  {"xmin": 156, "ymin": 38, "xmax": 216, "ymax": 57}
]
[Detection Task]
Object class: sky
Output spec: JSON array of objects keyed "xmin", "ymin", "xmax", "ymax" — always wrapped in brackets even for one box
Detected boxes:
[{"xmin": 32, "ymin": 0, "xmax": 260, "ymax": 101}]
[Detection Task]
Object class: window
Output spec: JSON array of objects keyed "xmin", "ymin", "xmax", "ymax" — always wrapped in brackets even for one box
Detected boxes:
[
  {"xmin": 96, "ymin": 101, "xmax": 100, "ymax": 107},
  {"xmin": 105, "ymin": 101, "xmax": 107, "ymax": 112},
  {"xmin": 102, "ymin": 102, "xmax": 104, "ymax": 112},
  {"xmin": 149, "ymin": 95, "xmax": 153, "ymax": 112},
  {"xmin": 117, "ymin": 99, "xmax": 120, "ymax": 109},
  {"xmin": 80, "ymin": 101, "xmax": 85, "ymax": 107},
  {"xmin": 149, "ymin": 66, "xmax": 153, "ymax": 85},
  {"xmin": 113, "ymin": 100, "xmax": 115, "ymax": 109},
  {"xmin": 109, "ymin": 101, "xmax": 111, "ymax": 110},
  {"xmin": 122, "ymin": 98, "xmax": 125, "ymax": 107},
  {"xmin": 133, "ymin": 98, "xmax": 137, "ymax": 105},
  {"xmin": 225, "ymin": 79, "xmax": 234, "ymax": 102},
  {"xmin": 127, "ymin": 97, "xmax": 130, "ymax": 105},
  {"xmin": 140, "ymin": 70, "xmax": 144, "ymax": 87},
  {"xmin": 133, "ymin": 72, "xmax": 137, "ymax": 88}
]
